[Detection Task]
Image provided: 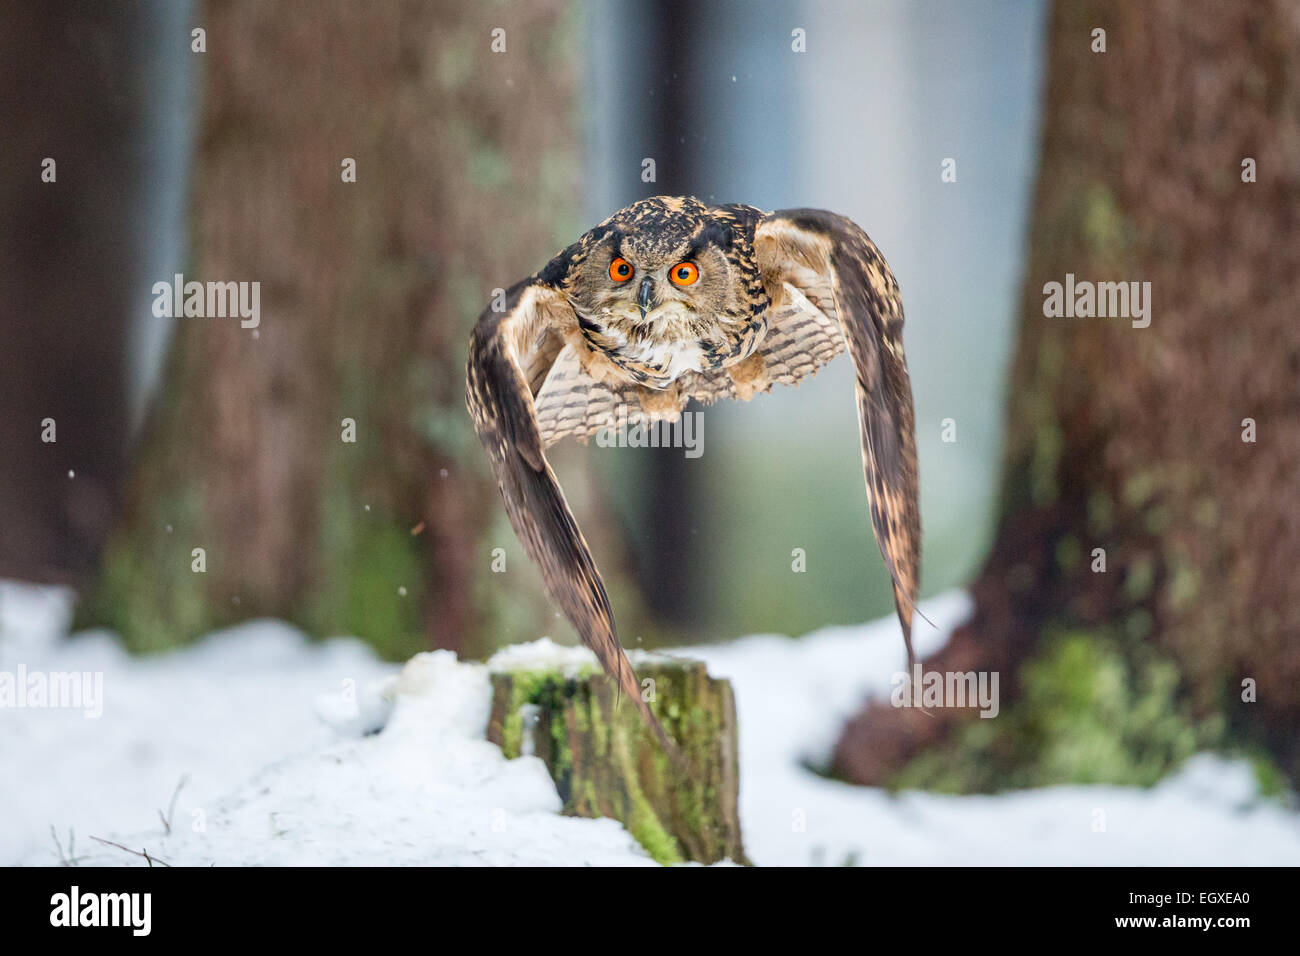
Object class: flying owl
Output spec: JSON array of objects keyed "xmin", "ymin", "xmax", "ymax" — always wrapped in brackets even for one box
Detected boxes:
[{"xmin": 466, "ymin": 197, "xmax": 920, "ymax": 751}]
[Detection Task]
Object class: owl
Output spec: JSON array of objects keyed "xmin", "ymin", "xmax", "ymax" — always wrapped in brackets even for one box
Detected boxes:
[{"xmin": 466, "ymin": 197, "xmax": 920, "ymax": 752}]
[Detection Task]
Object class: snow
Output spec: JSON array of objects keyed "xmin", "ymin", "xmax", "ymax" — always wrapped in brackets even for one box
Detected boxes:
[
  {"xmin": 2, "ymin": 580, "xmax": 1298, "ymax": 866},
  {"xmin": 689, "ymin": 592, "xmax": 1300, "ymax": 865},
  {"xmin": 485, "ymin": 635, "xmax": 674, "ymax": 675},
  {"xmin": 93, "ymin": 651, "xmax": 651, "ymax": 866}
]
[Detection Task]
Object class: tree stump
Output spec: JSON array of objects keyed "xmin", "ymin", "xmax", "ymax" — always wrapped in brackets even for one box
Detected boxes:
[{"xmin": 486, "ymin": 644, "xmax": 745, "ymax": 865}]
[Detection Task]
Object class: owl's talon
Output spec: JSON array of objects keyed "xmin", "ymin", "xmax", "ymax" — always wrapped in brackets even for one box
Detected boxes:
[
  {"xmin": 727, "ymin": 351, "xmax": 769, "ymax": 401},
  {"xmin": 636, "ymin": 383, "xmax": 683, "ymax": 421}
]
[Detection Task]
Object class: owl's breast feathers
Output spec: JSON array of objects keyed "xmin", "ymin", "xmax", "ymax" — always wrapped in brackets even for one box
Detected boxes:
[{"xmin": 559, "ymin": 200, "xmax": 771, "ymax": 389}]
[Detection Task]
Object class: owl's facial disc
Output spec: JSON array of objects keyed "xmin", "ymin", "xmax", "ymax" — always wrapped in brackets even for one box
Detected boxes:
[
  {"xmin": 624, "ymin": 270, "xmax": 697, "ymax": 328},
  {"xmin": 584, "ymin": 222, "xmax": 736, "ymax": 339},
  {"xmin": 609, "ymin": 245, "xmax": 705, "ymax": 316},
  {"xmin": 636, "ymin": 260, "xmax": 701, "ymax": 320},
  {"xmin": 600, "ymin": 250, "xmax": 692, "ymax": 324}
]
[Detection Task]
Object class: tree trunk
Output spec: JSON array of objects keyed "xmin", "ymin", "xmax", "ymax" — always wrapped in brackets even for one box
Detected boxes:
[
  {"xmin": 0, "ymin": 3, "xmax": 150, "ymax": 587},
  {"xmin": 80, "ymin": 0, "xmax": 607, "ymax": 659},
  {"xmin": 487, "ymin": 655, "xmax": 745, "ymax": 865},
  {"xmin": 833, "ymin": 0, "xmax": 1300, "ymax": 789}
]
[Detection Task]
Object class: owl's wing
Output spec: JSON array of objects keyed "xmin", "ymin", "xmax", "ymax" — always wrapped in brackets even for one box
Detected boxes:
[
  {"xmin": 754, "ymin": 209, "xmax": 922, "ymax": 670},
  {"xmin": 675, "ymin": 273, "xmax": 846, "ymax": 405},
  {"xmin": 533, "ymin": 344, "xmax": 673, "ymax": 447},
  {"xmin": 465, "ymin": 278, "xmax": 675, "ymax": 753}
]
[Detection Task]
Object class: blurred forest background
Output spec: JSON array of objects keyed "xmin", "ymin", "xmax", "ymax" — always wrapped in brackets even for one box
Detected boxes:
[{"xmin": 3, "ymin": 0, "xmax": 1297, "ymax": 792}]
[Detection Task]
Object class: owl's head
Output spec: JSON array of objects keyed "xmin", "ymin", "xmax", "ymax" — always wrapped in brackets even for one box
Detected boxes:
[{"xmin": 566, "ymin": 197, "xmax": 739, "ymax": 330}]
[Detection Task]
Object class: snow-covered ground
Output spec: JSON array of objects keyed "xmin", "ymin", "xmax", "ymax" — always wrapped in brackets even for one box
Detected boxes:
[{"xmin": 2, "ymin": 581, "xmax": 1298, "ymax": 866}]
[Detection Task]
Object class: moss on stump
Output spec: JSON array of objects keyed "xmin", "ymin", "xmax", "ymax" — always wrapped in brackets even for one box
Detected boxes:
[{"xmin": 486, "ymin": 654, "xmax": 745, "ymax": 865}]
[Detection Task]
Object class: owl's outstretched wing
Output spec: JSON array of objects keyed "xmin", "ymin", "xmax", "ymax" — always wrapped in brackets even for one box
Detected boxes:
[
  {"xmin": 465, "ymin": 278, "xmax": 675, "ymax": 753},
  {"xmin": 754, "ymin": 210, "xmax": 922, "ymax": 670}
]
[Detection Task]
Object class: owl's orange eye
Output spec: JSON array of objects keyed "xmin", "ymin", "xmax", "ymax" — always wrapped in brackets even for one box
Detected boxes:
[
  {"xmin": 608, "ymin": 257, "xmax": 633, "ymax": 282},
  {"xmin": 669, "ymin": 262, "xmax": 699, "ymax": 286}
]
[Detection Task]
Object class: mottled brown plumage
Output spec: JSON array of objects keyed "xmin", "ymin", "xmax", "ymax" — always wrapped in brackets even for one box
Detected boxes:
[{"xmin": 466, "ymin": 196, "xmax": 921, "ymax": 750}]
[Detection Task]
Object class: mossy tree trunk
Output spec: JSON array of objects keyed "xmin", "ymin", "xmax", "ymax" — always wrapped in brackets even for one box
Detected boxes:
[
  {"xmin": 81, "ymin": 0, "xmax": 620, "ymax": 660},
  {"xmin": 834, "ymin": 0, "xmax": 1300, "ymax": 789},
  {"xmin": 487, "ymin": 658, "xmax": 745, "ymax": 865}
]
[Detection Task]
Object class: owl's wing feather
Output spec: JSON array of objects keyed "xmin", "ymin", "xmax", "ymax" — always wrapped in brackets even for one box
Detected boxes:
[
  {"xmin": 466, "ymin": 279, "xmax": 675, "ymax": 753},
  {"xmin": 755, "ymin": 210, "xmax": 923, "ymax": 670},
  {"xmin": 534, "ymin": 345, "xmax": 667, "ymax": 448},
  {"xmin": 675, "ymin": 278, "xmax": 845, "ymax": 405}
]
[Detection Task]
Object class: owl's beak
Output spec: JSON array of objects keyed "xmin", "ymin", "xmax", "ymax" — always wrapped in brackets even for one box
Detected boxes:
[{"xmin": 636, "ymin": 276, "xmax": 655, "ymax": 318}]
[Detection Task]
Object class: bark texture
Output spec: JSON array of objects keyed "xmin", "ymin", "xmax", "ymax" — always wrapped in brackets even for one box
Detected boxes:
[
  {"xmin": 488, "ymin": 658, "xmax": 745, "ymax": 864},
  {"xmin": 834, "ymin": 0, "xmax": 1300, "ymax": 788}
]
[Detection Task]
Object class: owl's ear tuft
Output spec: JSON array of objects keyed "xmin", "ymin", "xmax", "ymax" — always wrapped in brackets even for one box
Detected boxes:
[
  {"xmin": 537, "ymin": 254, "xmax": 570, "ymax": 287},
  {"xmin": 696, "ymin": 220, "xmax": 734, "ymax": 252}
]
